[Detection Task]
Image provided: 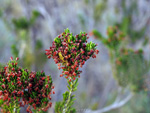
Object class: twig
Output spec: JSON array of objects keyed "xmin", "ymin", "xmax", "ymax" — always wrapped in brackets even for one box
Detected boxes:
[{"xmin": 84, "ymin": 92, "xmax": 133, "ymax": 113}]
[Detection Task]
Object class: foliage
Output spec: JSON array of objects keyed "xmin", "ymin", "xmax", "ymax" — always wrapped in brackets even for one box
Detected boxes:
[
  {"xmin": 0, "ymin": 28, "xmax": 99, "ymax": 113},
  {"xmin": 87, "ymin": 0, "xmax": 146, "ymax": 42},
  {"xmin": 0, "ymin": 1, "xmax": 149, "ymax": 113},
  {"xmin": 46, "ymin": 28, "xmax": 99, "ymax": 112},
  {"xmin": 0, "ymin": 57, "xmax": 54, "ymax": 113},
  {"xmin": 115, "ymin": 49, "xmax": 147, "ymax": 92},
  {"xmin": 115, "ymin": 0, "xmax": 146, "ymax": 42},
  {"xmin": 93, "ymin": 0, "xmax": 108, "ymax": 23},
  {"xmin": 55, "ymin": 79, "xmax": 78, "ymax": 113},
  {"xmin": 10, "ymin": 10, "xmax": 47, "ymax": 70},
  {"xmin": 12, "ymin": 10, "xmax": 40, "ymax": 30},
  {"xmin": 92, "ymin": 26, "xmax": 149, "ymax": 92},
  {"xmin": 45, "ymin": 28, "xmax": 99, "ymax": 81}
]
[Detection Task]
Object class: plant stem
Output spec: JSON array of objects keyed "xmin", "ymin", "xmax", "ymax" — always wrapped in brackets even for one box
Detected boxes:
[
  {"xmin": 63, "ymin": 81, "xmax": 73, "ymax": 113},
  {"xmin": 13, "ymin": 104, "xmax": 16, "ymax": 113},
  {"xmin": 13, "ymin": 100, "xmax": 20, "ymax": 113}
]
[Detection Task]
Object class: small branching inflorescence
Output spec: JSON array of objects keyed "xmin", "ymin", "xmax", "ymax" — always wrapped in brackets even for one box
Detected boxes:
[
  {"xmin": 0, "ymin": 57, "xmax": 54, "ymax": 113},
  {"xmin": 92, "ymin": 26, "xmax": 149, "ymax": 92},
  {"xmin": 45, "ymin": 28, "xmax": 99, "ymax": 81},
  {"xmin": 115, "ymin": 48, "xmax": 148, "ymax": 92},
  {"xmin": 45, "ymin": 28, "xmax": 99, "ymax": 113}
]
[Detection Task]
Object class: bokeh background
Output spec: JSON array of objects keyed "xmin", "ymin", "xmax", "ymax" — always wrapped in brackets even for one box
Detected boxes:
[{"xmin": 0, "ymin": 0, "xmax": 150, "ymax": 113}]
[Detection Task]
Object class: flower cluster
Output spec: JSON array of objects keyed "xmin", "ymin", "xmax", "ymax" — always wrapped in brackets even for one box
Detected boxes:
[
  {"xmin": 45, "ymin": 28, "xmax": 99, "ymax": 81},
  {"xmin": 0, "ymin": 57, "xmax": 54, "ymax": 113},
  {"xmin": 116, "ymin": 48, "xmax": 143, "ymax": 66},
  {"xmin": 115, "ymin": 48, "xmax": 148, "ymax": 92},
  {"xmin": 25, "ymin": 71, "xmax": 54, "ymax": 112},
  {"xmin": 105, "ymin": 26, "xmax": 125, "ymax": 50},
  {"xmin": 91, "ymin": 26, "xmax": 149, "ymax": 92},
  {"xmin": 92, "ymin": 26, "xmax": 125, "ymax": 50}
]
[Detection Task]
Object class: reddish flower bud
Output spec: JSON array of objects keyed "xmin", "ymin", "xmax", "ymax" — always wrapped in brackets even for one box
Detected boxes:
[
  {"xmin": 48, "ymin": 95, "xmax": 51, "ymax": 100},
  {"xmin": 16, "ymin": 57, "xmax": 19, "ymax": 61},
  {"xmin": 42, "ymin": 94, "xmax": 46, "ymax": 97},
  {"xmin": 35, "ymin": 87, "xmax": 38, "ymax": 91},
  {"xmin": 8, "ymin": 98, "xmax": 11, "ymax": 101},
  {"xmin": 52, "ymin": 86, "xmax": 55, "ymax": 89},
  {"xmin": 17, "ymin": 77, "xmax": 20, "ymax": 81},
  {"xmin": 82, "ymin": 60, "xmax": 85, "ymax": 65},
  {"xmin": 0, "ymin": 91, "xmax": 3, "ymax": 96},
  {"xmin": 10, "ymin": 56, "xmax": 13, "ymax": 61},
  {"xmin": 47, "ymin": 56, "xmax": 51, "ymax": 59},
  {"xmin": 12, "ymin": 73, "xmax": 15, "ymax": 77},
  {"xmin": 95, "ymin": 49, "xmax": 99, "ymax": 54},
  {"xmin": 57, "ymin": 63, "xmax": 61, "ymax": 67},
  {"xmin": 58, "ymin": 66, "xmax": 61, "ymax": 70},
  {"xmin": 64, "ymin": 71, "xmax": 69, "ymax": 75},
  {"xmin": 32, "ymin": 74, "xmax": 36, "ymax": 78},
  {"xmin": 60, "ymin": 74, "xmax": 63, "ymax": 77},
  {"xmin": 73, "ymin": 77, "xmax": 76, "ymax": 80},
  {"xmin": 75, "ymin": 61, "xmax": 78, "ymax": 65},
  {"xmin": 45, "ymin": 84, "xmax": 49, "ymax": 88},
  {"xmin": 73, "ymin": 72, "xmax": 76, "ymax": 76},
  {"xmin": 6, "ymin": 77, "xmax": 9, "ymax": 81},
  {"xmin": 12, "ymin": 68, "xmax": 15, "ymax": 71},
  {"xmin": 1, "ymin": 84, "xmax": 5, "ymax": 89},
  {"xmin": 29, "ymin": 83, "xmax": 32, "ymax": 87},
  {"xmin": 48, "ymin": 102, "xmax": 52, "ymax": 107},
  {"xmin": 41, "ymin": 77, "xmax": 45, "ymax": 80},
  {"xmin": 81, "ymin": 50, "xmax": 85, "ymax": 54},
  {"xmin": 14, "ymin": 96, "xmax": 16, "ymax": 100},
  {"xmin": 92, "ymin": 54, "xmax": 96, "ymax": 58}
]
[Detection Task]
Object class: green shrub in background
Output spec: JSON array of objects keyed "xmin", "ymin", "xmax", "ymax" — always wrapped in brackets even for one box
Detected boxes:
[
  {"xmin": 91, "ymin": 26, "xmax": 150, "ymax": 113},
  {"xmin": 9, "ymin": 10, "xmax": 46, "ymax": 71},
  {"xmin": 92, "ymin": 26, "xmax": 149, "ymax": 92}
]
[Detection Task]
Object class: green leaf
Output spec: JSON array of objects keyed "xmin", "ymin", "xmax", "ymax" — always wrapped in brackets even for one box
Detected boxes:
[
  {"xmin": 67, "ymin": 86, "xmax": 71, "ymax": 91},
  {"xmin": 11, "ymin": 44, "xmax": 19, "ymax": 58},
  {"xmin": 92, "ymin": 29, "xmax": 103, "ymax": 40},
  {"xmin": 12, "ymin": 17, "xmax": 30, "ymax": 29},
  {"xmin": 73, "ymin": 78, "xmax": 79, "ymax": 88},
  {"xmin": 69, "ymin": 108, "xmax": 76, "ymax": 113},
  {"xmin": 67, "ymin": 80, "xmax": 71, "ymax": 86},
  {"xmin": 55, "ymin": 101, "xmax": 63, "ymax": 113},
  {"xmin": 32, "ymin": 10, "xmax": 40, "ymax": 18},
  {"xmin": 65, "ymin": 28, "xmax": 70, "ymax": 34},
  {"xmin": 63, "ymin": 91, "xmax": 69, "ymax": 101},
  {"xmin": 72, "ymin": 87, "xmax": 77, "ymax": 92},
  {"xmin": 143, "ymin": 37, "xmax": 149, "ymax": 46}
]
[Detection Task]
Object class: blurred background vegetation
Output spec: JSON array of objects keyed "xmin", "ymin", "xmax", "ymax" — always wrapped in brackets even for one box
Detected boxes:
[{"xmin": 0, "ymin": 0, "xmax": 150, "ymax": 113}]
